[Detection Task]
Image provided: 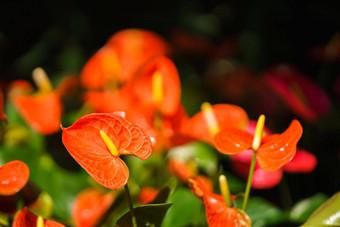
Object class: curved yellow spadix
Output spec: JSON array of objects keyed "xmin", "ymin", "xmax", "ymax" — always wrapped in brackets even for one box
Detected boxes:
[
  {"xmin": 100, "ymin": 130, "xmax": 119, "ymax": 156},
  {"xmin": 252, "ymin": 114, "xmax": 265, "ymax": 151},
  {"xmin": 201, "ymin": 102, "xmax": 220, "ymax": 136}
]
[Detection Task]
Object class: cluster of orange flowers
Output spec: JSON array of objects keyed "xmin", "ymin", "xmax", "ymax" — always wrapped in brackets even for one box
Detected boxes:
[{"xmin": 0, "ymin": 29, "xmax": 317, "ymax": 227}]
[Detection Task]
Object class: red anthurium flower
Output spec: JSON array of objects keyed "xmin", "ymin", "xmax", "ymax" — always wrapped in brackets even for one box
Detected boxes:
[
  {"xmin": 81, "ymin": 46, "xmax": 122, "ymax": 90},
  {"xmin": 188, "ymin": 177, "xmax": 251, "ymax": 227},
  {"xmin": 62, "ymin": 112, "xmax": 152, "ymax": 189},
  {"xmin": 137, "ymin": 187, "xmax": 159, "ymax": 204},
  {"xmin": 0, "ymin": 160, "xmax": 29, "ymax": 196},
  {"xmin": 10, "ymin": 68, "xmax": 62, "ymax": 135},
  {"xmin": 214, "ymin": 119, "xmax": 303, "ymax": 171},
  {"xmin": 0, "ymin": 89, "xmax": 7, "ymax": 122},
  {"xmin": 229, "ymin": 121, "xmax": 316, "ymax": 189},
  {"xmin": 107, "ymin": 29, "xmax": 170, "ymax": 82},
  {"xmin": 125, "ymin": 104, "xmax": 191, "ymax": 151},
  {"xmin": 84, "ymin": 84, "xmax": 135, "ymax": 114},
  {"xmin": 132, "ymin": 56, "xmax": 181, "ymax": 116},
  {"xmin": 184, "ymin": 103, "xmax": 248, "ymax": 144},
  {"xmin": 72, "ymin": 188, "xmax": 116, "ymax": 227},
  {"xmin": 81, "ymin": 29, "xmax": 169, "ymax": 89},
  {"xmin": 264, "ymin": 64, "xmax": 331, "ymax": 122},
  {"xmin": 12, "ymin": 207, "xmax": 65, "ymax": 227}
]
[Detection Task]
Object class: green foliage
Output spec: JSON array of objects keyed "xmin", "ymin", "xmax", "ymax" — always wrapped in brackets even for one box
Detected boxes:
[
  {"xmin": 301, "ymin": 191, "xmax": 340, "ymax": 227},
  {"xmin": 290, "ymin": 193, "xmax": 328, "ymax": 223},
  {"xmin": 162, "ymin": 187, "xmax": 206, "ymax": 227},
  {"xmin": 115, "ymin": 203, "xmax": 172, "ymax": 227},
  {"xmin": 235, "ymin": 197, "xmax": 287, "ymax": 227}
]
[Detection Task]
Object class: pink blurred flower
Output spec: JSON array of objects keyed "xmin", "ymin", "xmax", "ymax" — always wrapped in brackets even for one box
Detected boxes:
[{"xmin": 264, "ymin": 64, "xmax": 331, "ymax": 122}]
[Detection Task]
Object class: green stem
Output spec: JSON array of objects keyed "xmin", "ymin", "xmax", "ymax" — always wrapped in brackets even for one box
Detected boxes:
[
  {"xmin": 124, "ymin": 184, "xmax": 137, "ymax": 227},
  {"xmin": 242, "ymin": 151, "xmax": 257, "ymax": 211}
]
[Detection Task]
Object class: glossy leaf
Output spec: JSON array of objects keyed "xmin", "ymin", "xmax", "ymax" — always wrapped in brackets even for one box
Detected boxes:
[
  {"xmin": 0, "ymin": 160, "xmax": 29, "ymax": 196},
  {"xmin": 234, "ymin": 197, "xmax": 286, "ymax": 227},
  {"xmin": 62, "ymin": 113, "xmax": 152, "ymax": 189},
  {"xmin": 115, "ymin": 203, "xmax": 172, "ymax": 227},
  {"xmin": 290, "ymin": 193, "xmax": 328, "ymax": 223},
  {"xmin": 301, "ymin": 191, "xmax": 340, "ymax": 226},
  {"xmin": 162, "ymin": 187, "xmax": 206, "ymax": 227}
]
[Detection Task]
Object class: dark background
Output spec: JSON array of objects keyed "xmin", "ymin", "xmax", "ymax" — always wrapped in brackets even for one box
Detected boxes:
[{"xmin": 1, "ymin": 0, "xmax": 339, "ymax": 207}]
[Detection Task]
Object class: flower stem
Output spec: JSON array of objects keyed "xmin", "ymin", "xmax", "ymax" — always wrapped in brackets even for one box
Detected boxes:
[
  {"xmin": 242, "ymin": 151, "xmax": 257, "ymax": 211},
  {"xmin": 124, "ymin": 184, "xmax": 137, "ymax": 227}
]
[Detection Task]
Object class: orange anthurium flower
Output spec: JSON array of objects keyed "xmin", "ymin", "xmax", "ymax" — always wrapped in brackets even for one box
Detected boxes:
[
  {"xmin": 81, "ymin": 46, "xmax": 122, "ymax": 90},
  {"xmin": 107, "ymin": 29, "xmax": 170, "ymax": 82},
  {"xmin": 188, "ymin": 177, "xmax": 251, "ymax": 227},
  {"xmin": 185, "ymin": 103, "xmax": 248, "ymax": 144},
  {"xmin": 12, "ymin": 207, "xmax": 65, "ymax": 227},
  {"xmin": 81, "ymin": 29, "xmax": 169, "ymax": 89},
  {"xmin": 125, "ymin": 104, "xmax": 191, "ymax": 151},
  {"xmin": 10, "ymin": 68, "xmax": 62, "ymax": 135},
  {"xmin": 62, "ymin": 112, "xmax": 152, "ymax": 189},
  {"xmin": 0, "ymin": 160, "xmax": 29, "ymax": 196},
  {"xmin": 84, "ymin": 84, "xmax": 135, "ymax": 114},
  {"xmin": 72, "ymin": 188, "xmax": 116, "ymax": 227},
  {"xmin": 214, "ymin": 119, "xmax": 303, "ymax": 171},
  {"xmin": 167, "ymin": 158, "xmax": 194, "ymax": 183},
  {"xmin": 132, "ymin": 56, "xmax": 181, "ymax": 116},
  {"xmin": 11, "ymin": 92, "xmax": 62, "ymax": 135},
  {"xmin": 0, "ymin": 89, "xmax": 6, "ymax": 122}
]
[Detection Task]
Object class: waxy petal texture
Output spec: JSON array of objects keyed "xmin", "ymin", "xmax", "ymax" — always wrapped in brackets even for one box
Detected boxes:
[
  {"xmin": 0, "ymin": 160, "xmax": 29, "ymax": 196},
  {"xmin": 189, "ymin": 177, "xmax": 251, "ymax": 227},
  {"xmin": 132, "ymin": 56, "xmax": 181, "ymax": 115},
  {"xmin": 214, "ymin": 119, "xmax": 303, "ymax": 172},
  {"xmin": 257, "ymin": 120, "xmax": 303, "ymax": 171},
  {"xmin": 187, "ymin": 104, "xmax": 248, "ymax": 144},
  {"xmin": 62, "ymin": 113, "xmax": 152, "ymax": 189},
  {"xmin": 12, "ymin": 207, "xmax": 65, "ymax": 227},
  {"xmin": 214, "ymin": 128, "xmax": 253, "ymax": 155}
]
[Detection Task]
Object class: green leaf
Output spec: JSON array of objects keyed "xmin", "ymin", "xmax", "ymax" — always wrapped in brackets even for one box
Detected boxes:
[
  {"xmin": 150, "ymin": 178, "xmax": 177, "ymax": 204},
  {"xmin": 301, "ymin": 191, "xmax": 340, "ymax": 227},
  {"xmin": 235, "ymin": 197, "xmax": 286, "ymax": 227},
  {"xmin": 115, "ymin": 203, "xmax": 172, "ymax": 227},
  {"xmin": 290, "ymin": 193, "xmax": 328, "ymax": 223},
  {"xmin": 162, "ymin": 187, "xmax": 206, "ymax": 227}
]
